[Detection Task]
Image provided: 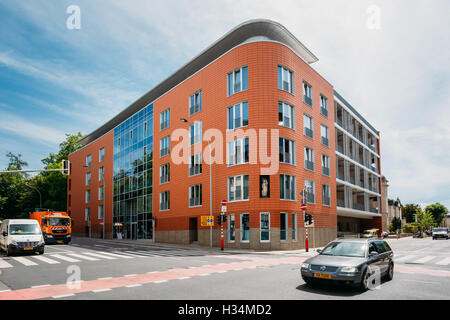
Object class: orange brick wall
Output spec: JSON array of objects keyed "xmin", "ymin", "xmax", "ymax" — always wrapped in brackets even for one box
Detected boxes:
[
  {"xmin": 152, "ymin": 41, "xmax": 337, "ymax": 233},
  {"xmin": 68, "ymin": 131, "xmax": 114, "ymax": 237}
]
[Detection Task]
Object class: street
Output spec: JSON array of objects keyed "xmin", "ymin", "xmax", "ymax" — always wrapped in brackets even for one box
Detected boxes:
[{"xmin": 0, "ymin": 236, "xmax": 449, "ymax": 300}]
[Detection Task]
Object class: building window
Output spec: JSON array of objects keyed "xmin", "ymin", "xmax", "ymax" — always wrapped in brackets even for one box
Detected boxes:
[
  {"xmin": 322, "ymin": 154, "xmax": 330, "ymax": 176},
  {"xmin": 189, "ymin": 184, "xmax": 202, "ymax": 207},
  {"xmin": 228, "ymin": 175, "xmax": 249, "ymax": 202},
  {"xmin": 160, "ymin": 163, "xmax": 170, "ymax": 184},
  {"xmin": 227, "ymin": 102, "xmax": 248, "ymax": 130},
  {"xmin": 160, "ymin": 109, "xmax": 170, "ymax": 131},
  {"xmin": 98, "ymin": 205, "xmax": 104, "ymax": 219},
  {"xmin": 189, "ymin": 152, "xmax": 202, "ymax": 176},
  {"xmin": 189, "ymin": 91, "xmax": 202, "ymax": 116},
  {"xmin": 278, "ymin": 65, "xmax": 294, "ymax": 94},
  {"xmin": 85, "ymin": 207, "xmax": 90, "ymax": 222},
  {"xmin": 304, "ymin": 147, "xmax": 315, "ymax": 171},
  {"xmin": 160, "ymin": 191, "xmax": 170, "ymax": 211},
  {"xmin": 99, "ymin": 166, "xmax": 104, "ymax": 182},
  {"xmin": 278, "ymin": 101, "xmax": 295, "ymax": 129},
  {"xmin": 86, "ymin": 154, "xmax": 91, "ymax": 168},
  {"xmin": 303, "ymin": 81, "xmax": 313, "ymax": 107},
  {"xmin": 189, "ymin": 121, "xmax": 202, "ymax": 145},
  {"xmin": 305, "ymin": 180, "xmax": 315, "ymax": 203},
  {"xmin": 280, "ymin": 174, "xmax": 296, "ymax": 201},
  {"xmin": 240, "ymin": 213, "xmax": 250, "ymax": 242},
  {"xmin": 280, "ymin": 212, "xmax": 288, "ymax": 241},
  {"xmin": 160, "ymin": 136, "xmax": 170, "ymax": 157},
  {"xmin": 292, "ymin": 213, "xmax": 298, "ymax": 241},
  {"xmin": 228, "ymin": 214, "xmax": 235, "ymax": 242},
  {"xmin": 279, "ymin": 137, "xmax": 296, "ymax": 165},
  {"xmin": 321, "ymin": 125, "xmax": 329, "ymax": 146},
  {"xmin": 85, "ymin": 190, "xmax": 91, "ymax": 203},
  {"xmin": 227, "ymin": 137, "xmax": 249, "ymax": 166},
  {"xmin": 322, "ymin": 184, "xmax": 331, "ymax": 206},
  {"xmin": 260, "ymin": 212, "xmax": 270, "ymax": 242},
  {"xmin": 98, "ymin": 185, "xmax": 104, "ymax": 200},
  {"xmin": 303, "ymin": 114, "xmax": 314, "ymax": 138},
  {"xmin": 227, "ymin": 66, "xmax": 248, "ymax": 96},
  {"xmin": 86, "ymin": 172, "xmax": 91, "ymax": 186},
  {"xmin": 320, "ymin": 94, "xmax": 328, "ymax": 117},
  {"xmin": 99, "ymin": 148, "xmax": 105, "ymax": 162}
]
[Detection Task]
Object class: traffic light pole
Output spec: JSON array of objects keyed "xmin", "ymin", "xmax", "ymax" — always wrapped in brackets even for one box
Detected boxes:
[
  {"xmin": 305, "ymin": 211, "xmax": 309, "ymax": 253},
  {"xmin": 220, "ymin": 212, "xmax": 224, "ymax": 251}
]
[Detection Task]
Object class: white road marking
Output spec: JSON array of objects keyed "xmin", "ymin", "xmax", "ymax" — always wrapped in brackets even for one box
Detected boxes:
[
  {"xmin": 124, "ymin": 250, "xmax": 159, "ymax": 257},
  {"xmin": 154, "ymin": 280, "xmax": 168, "ymax": 283},
  {"xmin": 436, "ymin": 257, "xmax": 450, "ymax": 266},
  {"xmin": 0, "ymin": 259, "xmax": 13, "ymax": 268},
  {"xmin": 53, "ymin": 293, "xmax": 75, "ymax": 298},
  {"xmin": 66, "ymin": 253, "xmax": 99, "ymax": 261},
  {"xmin": 31, "ymin": 284, "xmax": 51, "ymax": 288},
  {"xmin": 125, "ymin": 284, "xmax": 142, "ymax": 288},
  {"xmin": 33, "ymin": 256, "xmax": 60, "ymax": 264},
  {"xmin": 97, "ymin": 277, "xmax": 113, "ymax": 280},
  {"xmin": 94, "ymin": 251, "xmax": 134, "ymax": 259},
  {"xmin": 124, "ymin": 274, "xmax": 137, "ymax": 277},
  {"xmin": 411, "ymin": 256, "xmax": 435, "ymax": 264},
  {"xmin": 12, "ymin": 257, "xmax": 38, "ymax": 266},
  {"xmin": 178, "ymin": 277, "xmax": 190, "ymax": 280},
  {"xmin": 50, "ymin": 254, "xmax": 80, "ymax": 263},
  {"xmin": 92, "ymin": 288, "xmax": 112, "ymax": 293},
  {"xmin": 82, "ymin": 252, "xmax": 117, "ymax": 260},
  {"xmin": 147, "ymin": 271, "xmax": 158, "ymax": 274},
  {"xmin": 395, "ymin": 255, "xmax": 417, "ymax": 262}
]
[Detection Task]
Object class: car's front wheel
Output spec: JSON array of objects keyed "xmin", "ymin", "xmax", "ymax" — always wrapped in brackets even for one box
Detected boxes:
[
  {"xmin": 302, "ymin": 277, "xmax": 314, "ymax": 286},
  {"xmin": 360, "ymin": 269, "xmax": 370, "ymax": 291}
]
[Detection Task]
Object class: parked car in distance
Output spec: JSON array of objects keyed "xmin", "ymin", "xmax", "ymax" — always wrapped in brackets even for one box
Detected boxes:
[
  {"xmin": 382, "ymin": 231, "xmax": 389, "ymax": 238},
  {"xmin": 0, "ymin": 219, "xmax": 45, "ymax": 256},
  {"xmin": 432, "ymin": 228, "xmax": 449, "ymax": 240},
  {"xmin": 361, "ymin": 229, "xmax": 379, "ymax": 238},
  {"xmin": 300, "ymin": 238, "xmax": 394, "ymax": 291}
]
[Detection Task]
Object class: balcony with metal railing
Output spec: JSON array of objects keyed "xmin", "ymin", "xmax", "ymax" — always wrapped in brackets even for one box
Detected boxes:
[
  {"xmin": 303, "ymin": 95, "xmax": 313, "ymax": 107},
  {"xmin": 321, "ymin": 136, "xmax": 329, "ymax": 146},
  {"xmin": 322, "ymin": 166, "xmax": 330, "ymax": 176},
  {"xmin": 321, "ymin": 107, "xmax": 328, "ymax": 118},
  {"xmin": 189, "ymin": 165, "xmax": 202, "ymax": 177},
  {"xmin": 304, "ymin": 127, "xmax": 313, "ymax": 139}
]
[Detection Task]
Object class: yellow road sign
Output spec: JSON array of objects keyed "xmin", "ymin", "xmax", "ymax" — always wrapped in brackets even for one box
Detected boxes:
[{"xmin": 201, "ymin": 215, "xmax": 214, "ymax": 227}]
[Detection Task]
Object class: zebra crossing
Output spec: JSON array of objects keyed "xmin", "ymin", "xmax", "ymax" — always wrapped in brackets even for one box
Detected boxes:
[
  {"xmin": 394, "ymin": 254, "xmax": 450, "ymax": 266},
  {"xmin": 0, "ymin": 248, "xmax": 209, "ymax": 269}
]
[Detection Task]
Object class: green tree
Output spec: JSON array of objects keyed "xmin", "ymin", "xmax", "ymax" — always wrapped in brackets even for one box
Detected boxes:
[
  {"xmin": 402, "ymin": 204, "xmax": 421, "ymax": 223},
  {"xmin": 41, "ymin": 132, "xmax": 84, "ymax": 168},
  {"xmin": 425, "ymin": 203, "xmax": 448, "ymax": 226},
  {"xmin": 415, "ymin": 210, "xmax": 436, "ymax": 231},
  {"xmin": 389, "ymin": 217, "xmax": 402, "ymax": 232},
  {"xmin": 0, "ymin": 153, "xmax": 28, "ymax": 218}
]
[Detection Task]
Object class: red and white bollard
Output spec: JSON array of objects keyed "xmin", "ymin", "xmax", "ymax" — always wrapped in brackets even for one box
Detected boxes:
[{"xmin": 305, "ymin": 226, "xmax": 309, "ymax": 252}]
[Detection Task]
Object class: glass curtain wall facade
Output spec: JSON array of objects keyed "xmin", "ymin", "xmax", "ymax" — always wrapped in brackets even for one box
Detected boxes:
[{"xmin": 113, "ymin": 104, "xmax": 154, "ymax": 240}]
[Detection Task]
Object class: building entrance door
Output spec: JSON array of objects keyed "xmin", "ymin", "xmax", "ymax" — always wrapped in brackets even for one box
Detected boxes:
[
  {"xmin": 189, "ymin": 217, "xmax": 198, "ymax": 243},
  {"xmin": 124, "ymin": 222, "xmax": 138, "ymax": 240}
]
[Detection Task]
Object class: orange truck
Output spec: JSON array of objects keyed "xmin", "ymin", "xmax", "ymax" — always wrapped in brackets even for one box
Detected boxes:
[{"xmin": 29, "ymin": 210, "xmax": 72, "ymax": 244}]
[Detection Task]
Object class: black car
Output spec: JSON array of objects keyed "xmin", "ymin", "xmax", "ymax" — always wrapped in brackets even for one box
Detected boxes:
[{"xmin": 300, "ymin": 238, "xmax": 394, "ymax": 291}]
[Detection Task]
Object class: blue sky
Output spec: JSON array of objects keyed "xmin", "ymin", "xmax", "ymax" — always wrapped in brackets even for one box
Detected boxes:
[{"xmin": 0, "ymin": 0, "xmax": 449, "ymax": 209}]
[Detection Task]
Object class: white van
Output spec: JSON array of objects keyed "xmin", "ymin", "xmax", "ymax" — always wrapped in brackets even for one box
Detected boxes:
[{"xmin": 0, "ymin": 219, "xmax": 45, "ymax": 256}]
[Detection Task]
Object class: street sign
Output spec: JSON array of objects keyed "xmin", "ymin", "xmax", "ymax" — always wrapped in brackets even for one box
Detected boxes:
[
  {"xmin": 201, "ymin": 215, "xmax": 214, "ymax": 227},
  {"xmin": 300, "ymin": 203, "xmax": 307, "ymax": 211},
  {"xmin": 221, "ymin": 199, "xmax": 227, "ymax": 213}
]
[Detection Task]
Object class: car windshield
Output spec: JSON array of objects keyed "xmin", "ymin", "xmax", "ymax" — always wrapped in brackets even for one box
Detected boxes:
[
  {"xmin": 49, "ymin": 218, "xmax": 70, "ymax": 226},
  {"xmin": 321, "ymin": 242, "xmax": 366, "ymax": 257},
  {"xmin": 433, "ymin": 228, "xmax": 447, "ymax": 232},
  {"xmin": 10, "ymin": 224, "xmax": 41, "ymax": 235}
]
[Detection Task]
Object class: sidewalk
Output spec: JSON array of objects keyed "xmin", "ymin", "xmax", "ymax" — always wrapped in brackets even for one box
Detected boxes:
[{"xmin": 73, "ymin": 236, "xmax": 322, "ymax": 256}]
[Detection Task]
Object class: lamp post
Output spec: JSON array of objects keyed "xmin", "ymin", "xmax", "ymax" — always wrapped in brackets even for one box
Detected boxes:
[{"xmin": 181, "ymin": 118, "xmax": 213, "ymax": 248}]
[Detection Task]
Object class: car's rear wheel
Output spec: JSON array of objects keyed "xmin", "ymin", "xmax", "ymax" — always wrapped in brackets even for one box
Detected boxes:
[{"xmin": 385, "ymin": 263, "xmax": 394, "ymax": 281}]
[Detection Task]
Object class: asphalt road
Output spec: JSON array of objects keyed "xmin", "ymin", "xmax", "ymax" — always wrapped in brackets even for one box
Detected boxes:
[{"xmin": 0, "ymin": 236, "xmax": 448, "ymax": 300}]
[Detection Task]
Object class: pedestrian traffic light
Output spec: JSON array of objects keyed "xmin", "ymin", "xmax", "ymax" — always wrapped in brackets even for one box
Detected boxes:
[
  {"xmin": 216, "ymin": 215, "xmax": 222, "ymax": 225},
  {"xmin": 307, "ymin": 214, "xmax": 313, "ymax": 225}
]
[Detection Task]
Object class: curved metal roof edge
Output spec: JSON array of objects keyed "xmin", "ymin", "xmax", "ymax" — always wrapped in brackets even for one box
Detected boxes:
[{"xmin": 78, "ymin": 19, "xmax": 319, "ymax": 146}]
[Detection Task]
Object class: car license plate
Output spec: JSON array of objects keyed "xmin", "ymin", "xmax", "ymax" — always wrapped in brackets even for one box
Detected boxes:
[
  {"xmin": 57, "ymin": 240, "xmax": 63, "ymax": 243},
  {"xmin": 24, "ymin": 247, "xmax": 33, "ymax": 250},
  {"xmin": 313, "ymin": 273, "xmax": 331, "ymax": 279}
]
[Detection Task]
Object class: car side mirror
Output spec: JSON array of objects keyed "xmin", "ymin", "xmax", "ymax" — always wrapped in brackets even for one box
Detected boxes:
[
  {"xmin": 316, "ymin": 249, "xmax": 322, "ymax": 254},
  {"xmin": 369, "ymin": 251, "xmax": 378, "ymax": 258},
  {"xmin": 2, "ymin": 231, "xmax": 7, "ymax": 237}
]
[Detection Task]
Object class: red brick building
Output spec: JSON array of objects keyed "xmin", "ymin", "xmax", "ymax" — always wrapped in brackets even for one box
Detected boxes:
[{"xmin": 68, "ymin": 19, "xmax": 382, "ymax": 249}]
